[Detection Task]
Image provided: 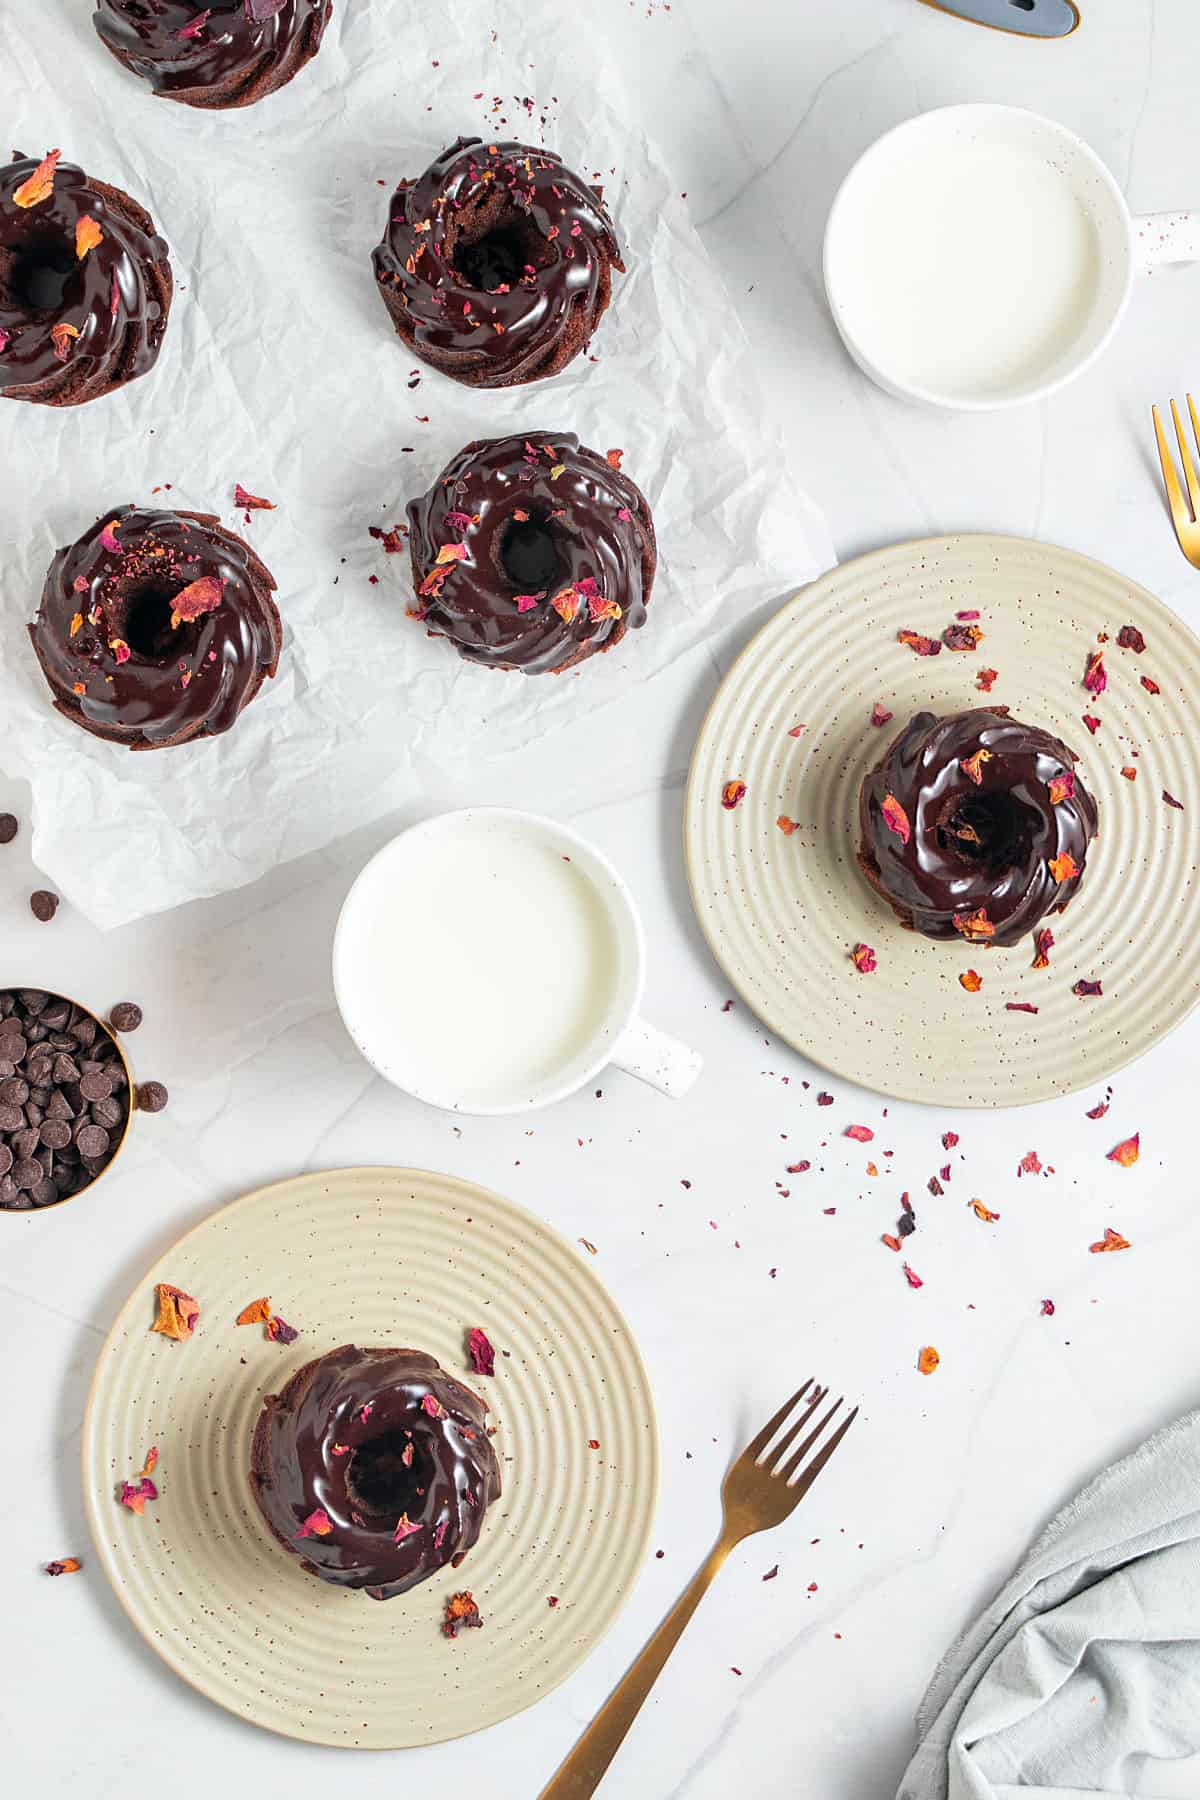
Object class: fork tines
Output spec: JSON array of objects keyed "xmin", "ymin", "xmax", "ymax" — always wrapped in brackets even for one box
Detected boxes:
[{"xmin": 1153, "ymin": 395, "xmax": 1200, "ymax": 568}]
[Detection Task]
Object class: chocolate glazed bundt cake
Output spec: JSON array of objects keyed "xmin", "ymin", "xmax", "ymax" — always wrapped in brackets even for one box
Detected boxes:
[
  {"xmin": 406, "ymin": 431, "xmax": 656, "ymax": 674},
  {"xmin": 0, "ymin": 151, "xmax": 171, "ymax": 407},
  {"xmin": 93, "ymin": 1, "xmax": 333, "ymax": 109},
  {"xmin": 30, "ymin": 505, "xmax": 282, "ymax": 750},
  {"xmin": 373, "ymin": 137, "xmax": 623, "ymax": 388},
  {"xmin": 858, "ymin": 707, "xmax": 1099, "ymax": 948},
  {"xmin": 249, "ymin": 1345, "xmax": 502, "ymax": 1601}
]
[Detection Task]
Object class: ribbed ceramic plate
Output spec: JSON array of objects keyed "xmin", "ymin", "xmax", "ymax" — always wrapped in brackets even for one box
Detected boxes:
[
  {"xmin": 686, "ymin": 536, "xmax": 1200, "ymax": 1107},
  {"xmin": 82, "ymin": 1168, "xmax": 658, "ymax": 1748}
]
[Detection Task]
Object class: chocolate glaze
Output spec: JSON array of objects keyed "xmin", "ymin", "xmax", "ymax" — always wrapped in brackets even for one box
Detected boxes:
[
  {"xmin": 0, "ymin": 155, "xmax": 171, "ymax": 406},
  {"xmin": 373, "ymin": 138, "xmax": 623, "ymax": 387},
  {"xmin": 406, "ymin": 431, "xmax": 655, "ymax": 674},
  {"xmin": 858, "ymin": 707, "xmax": 1099, "ymax": 947},
  {"xmin": 93, "ymin": 1, "xmax": 332, "ymax": 109},
  {"xmin": 30, "ymin": 505, "xmax": 282, "ymax": 750},
  {"xmin": 249, "ymin": 1346, "xmax": 501, "ymax": 1601}
]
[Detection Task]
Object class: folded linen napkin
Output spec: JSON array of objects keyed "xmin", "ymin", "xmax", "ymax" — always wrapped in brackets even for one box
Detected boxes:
[{"xmin": 897, "ymin": 1408, "xmax": 1200, "ymax": 1800}]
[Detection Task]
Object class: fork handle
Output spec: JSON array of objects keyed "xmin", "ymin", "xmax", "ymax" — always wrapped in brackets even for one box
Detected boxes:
[{"xmin": 536, "ymin": 1536, "xmax": 733, "ymax": 1799}]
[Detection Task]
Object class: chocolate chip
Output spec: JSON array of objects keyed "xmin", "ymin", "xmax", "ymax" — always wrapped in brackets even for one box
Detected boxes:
[
  {"xmin": 0, "ymin": 813, "xmax": 17, "ymax": 844},
  {"xmin": 30, "ymin": 1179, "xmax": 58, "ymax": 1207},
  {"xmin": 29, "ymin": 891, "xmax": 59, "ymax": 923},
  {"xmin": 78, "ymin": 1071, "xmax": 113, "ymax": 1102},
  {"xmin": 45, "ymin": 1089, "xmax": 73, "ymax": 1120},
  {"xmin": 90, "ymin": 1095, "xmax": 123, "ymax": 1130},
  {"xmin": 11, "ymin": 1127, "xmax": 39, "ymax": 1161},
  {"xmin": 18, "ymin": 991, "xmax": 48, "ymax": 1015},
  {"xmin": 39, "ymin": 1120, "xmax": 71, "ymax": 1151},
  {"xmin": 137, "ymin": 1081, "xmax": 168, "ymax": 1114},
  {"xmin": 72, "ymin": 1016, "xmax": 97, "ymax": 1049},
  {"xmin": 0, "ymin": 1144, "xmax": 10, "ymax": 1177},
  {"xmin": 12, "ymin": 1157, "xmax": 42, "ymax": 1190},
  {"xmin": 109, "ymin": 1002, "xmax": 143, "ymax": 1034},
  {"xmin": 0, "ymin": 1077, "xmax": 29, "ymax": 1105},
  {"xmin": 52, "ymin": 1054, "xmax": 80, "ymax": 1085},
  {"xmin": 0, "ymin": 1104, "xmax": 23, "ymax": 1133},
  {"xmin": 75, "ymin": 1124, "xmax": 109, "ymax": 1159}
]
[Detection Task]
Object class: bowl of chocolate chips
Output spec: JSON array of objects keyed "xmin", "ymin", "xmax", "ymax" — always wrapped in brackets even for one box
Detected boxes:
[{"xmin": 0, "ymin": 990, "xmax": 155, "ymax": 1212}]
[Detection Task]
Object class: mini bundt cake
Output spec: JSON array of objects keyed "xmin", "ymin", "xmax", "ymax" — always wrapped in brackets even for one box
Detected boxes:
[
  {"xmin": 373, "ymin": 137, "xmax": 623, "ymax": 388},
  {"xmin": 30, "ymin": 505, "xmax": 282, "ymax": 750},
  {"xmin": 405, "ymin": 430, "xmax": 655, "ymax": 674},
  {"xmin": 0, "ymin": 150, "xmax": 171, "ymax": 407},
  {"xmin": 249, "ymin": 1345, "xmax": 501, "ymax": 1601},
  {"xmin": 858, "ymin": 707, "xmax": 1099, "ymax": 947},
  {"xmin": 93, "ymin": 1, "xmax": 333, "ymax": 109}
]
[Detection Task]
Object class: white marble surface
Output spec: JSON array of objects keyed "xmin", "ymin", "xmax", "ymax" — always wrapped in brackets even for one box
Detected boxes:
[{"xmin": 5, "ymin": 1, "xmax": 1200, "ymax": 1795}]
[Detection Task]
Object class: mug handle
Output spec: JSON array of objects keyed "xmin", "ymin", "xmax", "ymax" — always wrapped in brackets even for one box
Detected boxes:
[
  {"xmin": 610, "ymin": 1017, "xmax": 703, "ymax": 1099},
  {"xmin": 1134, "ymin": 212, "xmax": 1200, "ymax": 269}
]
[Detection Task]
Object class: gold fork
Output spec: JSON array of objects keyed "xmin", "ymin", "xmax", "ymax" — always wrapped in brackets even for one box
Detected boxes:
[
  {"xmin": 537, "ymin": 1379, "xmax": 858, "ymax": 1800},
  {"xmin": 1153, "ymin": 396, "xmax": 1200, "ymax": 568}
]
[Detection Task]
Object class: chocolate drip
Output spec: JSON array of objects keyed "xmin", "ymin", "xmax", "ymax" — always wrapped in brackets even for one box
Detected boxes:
[
  {"xmin": 0, "ymin": 156, "xmax": 170, "ymax": 404},
  {"xmin": 858, "ymin": 708, "xmax": 1099, "ymax": 947},
  {"xmin": 374, "ymin": 138, "xmax": 623, "ymax": 387},
  {"xmin": 249, "ymin": 1346, "xmax": 501, "ymax": 1601},
  {"xmin": 30, "ymin": 505, "xmax": 281, "ymax": 749},
  {"xmin": 406, "ymin": 431, "xmax": 655, "ymax": 675},
  {"xmin": 93, "ymin": 1, "xmax": 331, "ymax": 107}
]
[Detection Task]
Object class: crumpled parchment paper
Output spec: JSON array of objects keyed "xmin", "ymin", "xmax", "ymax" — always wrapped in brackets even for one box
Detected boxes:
[{"xmin": 0, "ymin": 0, "xmax": 832, "ymax": 928}]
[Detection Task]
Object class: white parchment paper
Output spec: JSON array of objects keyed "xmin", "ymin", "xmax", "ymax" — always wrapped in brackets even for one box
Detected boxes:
[{"xmin": 0, "ymin": 0, "xmax": 832, "ymax": 928}]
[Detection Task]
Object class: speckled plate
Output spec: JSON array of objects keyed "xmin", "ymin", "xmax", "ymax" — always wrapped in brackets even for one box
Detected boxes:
[
  {"xmin": 81, "ymin": 1167, "xmax": 659, "ymax": 1748},
  {"xmin": 685, "ymin": 535, "xmax": 1200, "ymax": 1107}
]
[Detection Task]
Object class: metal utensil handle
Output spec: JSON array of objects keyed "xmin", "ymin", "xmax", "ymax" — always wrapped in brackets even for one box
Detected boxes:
[{"xmin": 916, "ymin": 0, "xmax": 1080, "ymax": 35}]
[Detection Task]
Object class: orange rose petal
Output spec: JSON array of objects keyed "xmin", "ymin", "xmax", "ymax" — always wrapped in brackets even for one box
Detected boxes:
[
  {"xmin": 1089, "ymin": 1227, "xmax": 1130, "ymax": 1253},
  {"xmin": 151, "ymin": 1282, "xmax": 200, "ymax": 1341},
  {"xmin": 1048, "ymin": 853, "xmax": 1079, "ymax": 884},
  {"xmin": 169, "ymin": 575, "xmax": 224, "ymax": 625},
  {"xmin": 969, "ymin": 1199, "xmax": 1000, "ymax": 1222},
  {"xmin": 721, "ymin": 780, "xmax": 747, "ymax": 811},
  {"xmin": 776, "ymin": 815, "xmax": 798, "ymax": 835},
  {"xmin": 13, "ymin": 148, "xmax": 61, "ymax": 208},
  {"xmin": 959, "ymin": 968, "xmax": 983, "ymax": 992},
  {"xmin": 75, "ymin": 215, "xmax": 104, "ymax": 260},
  {"xmin": 881, "ymin": 793, "xmax": 910, "ymax": 843},
  {"xmin": 953, "ymin": 908, "xmax": 994, "ymax": 941},
  {"xmin": 50, "ymin": 322, "xmax": 79, "ymax": 361},
  {"xmin": 236, "ymin": 1296, "xmax": 272, "ymax": 1326},
  {"xmin": 1107, "ymin": 1133, "xmax": 1140, "ymax": 1168},
  {"xmin": 960, "ymin": 749, "xmax": 992, "ymax": 786},
  {"xmin": 917, "ymin": 1346, "xmax": 940, "ymax": 1375}
]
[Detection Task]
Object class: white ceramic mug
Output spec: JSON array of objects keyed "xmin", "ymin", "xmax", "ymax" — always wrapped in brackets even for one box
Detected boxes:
[
  {"xmin": 823, "ymin": 103, "xmax": 1200, "ymax": 412},
  {"xmin": 333, "ymin": 808, "xmax": 702, "ymax": 1115}
]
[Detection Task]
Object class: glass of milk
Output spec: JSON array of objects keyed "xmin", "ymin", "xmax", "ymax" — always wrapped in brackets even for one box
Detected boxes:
[
  {"xmin": 823, "ymin": 103, "xmax": 1200, "ymax": 411},
  {"xmin": 333, "ymin": 810, "xmax": 702, "ymax": 1114}
]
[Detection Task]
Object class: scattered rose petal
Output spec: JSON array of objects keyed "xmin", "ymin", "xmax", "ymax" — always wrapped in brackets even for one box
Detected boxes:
[
  {"xmin": 44, "ymin": 1558, "xmax": 82, "ymax": 1576},
  {"xmin": 976, "ymin": 667, "xmax": 999, "ymax": 692},
  {"xmin": 236, "ymin": 1297, "xmax": 272, "ymax": 1326},
  {"xmin": 266, "ymin": 1314, "xmax": 299, "ymax": 1344},
  {"xmin": 721, "ymin": 780, "xmax": 747, "ymax": 811},
  {"xmin": 953, "ymin": 908, "xmax": 994, "ymax": 941},
  {"xmin": 234, "ymin": 483, "xmax": 275, "ymax": 511},
  {"xmin": 1006, "ymin": 1002, "xmax": 1039, "ymax": 1015},
  {"xmin": 902, "ymin": 1263, "xmax": 923, "ymax": 1289},
  {"xmin": 1090, "ymin": 1227, "xmax": 1130, "ymax": 1254},
  {"xmin": 1073, "ymin": 979, "xmax": 1103, "ymax": 998},
  {"xmin": 845, "ymin": 1124, "xmax": 874, "ymax": 1143},
  {"xmin": 956, "ymin": 609, "xmax": 982, "ymax": 622},
  {"xmin": 176, "ymin": 7, "xmax": 212, "ymax": 36},
  {"xmin": 1033, "ymin": 928, "xmax": 1054, "ymax": 969},
  {"xmin": 605, "ymin": 448, "xmax": 624, "ymax": 469},
  {"xmin": 1117, "ymin": 625, "xmax": 1146, "ymax": 652},
  {"xmin": 969, "ymin": 1200, "xmax": 999, "ymax": 1222},
  {"xmin": 118, "ymin": 1478, "xmax": 158, "ymax": 1516},
  {"xmin": 898, "ymin": 629, "xmax": 941, "ymax": 657},
  {"xmin": 99, "ymin": 519, "xmax": 123, "ymax": 556},
  {"xmin": 443, "ymin": 1591, "xmax": 483, "ymax": 1637},
  {"xmin": 816, "ymin": 1092, "xmax": 834, "ymax": 1106},
  {"xmin": 13, "ymin": 148, "xmax": 60, "ymax": 208},
  {"xmin": 959, "ymin": 968, "xmax": 983, "ymax": 992},
  {"xmin": 1041, "ymin": 1298, "xmax": 1056, "ymax": 1317},
  {"xmin": 776, "ymin": 815, "xmax": 798, "ymax": 836},
  {"xmin": 1107, "ymin": 1133, "xmax": 1140, "ymax": 1168},
  {"xmin": 787, "ymin": 724, "xmax": 805, "ymax": 737},
  {"xmin": 151, "ymin": 1282, "xmax": 199, "ymax": 1342},
  {"xmin": 870, "ymin": 702, "xmax": 894, "ymax": 728},
  {"xmin": 422, "ymin": 1394, "xmax": 448, "ymax": 1419},
  {"xmin": 943, "ymin": 623, "xmax": 982, "ymax": 652},
  {"xmin": 1163, "ymin": 789, "xmax": 1184, "ymax": 810},
  {"xmin": 50, "ymin": 322, "xmax": 79, "ymax": 361},
  {"xmin": 881, "ymin": 1233, "xmax": 902, "ymax": 1252},
  {"xmin": 850, "ymin": 942, "xmax": 877, "ymax": 974},
  {"xmin": 917, "ymin": 1345, "xmax": 939, "ymax": 1374},
  {"xmin": 942, "ymin": 1131, "xmax": 959, "ymax": 1149},
  {"xmin": 75, "ymin": 216, "xmax": 104, "ymax": 260},
  {"xmin": 392, "ymin": 1513, "xmax": 422, "ymax": 1542},
  {"xmin": 170, "ymin": 575, "xmax": 224, "ymax": 626},
  {"xmin": 762, "ymin": 1565, "xmax": 779, "ymax": 1582},
  {"xmin": 1121, "ymin": 766, "xmax": 1137, "ymax": 782},
  {"xmin": 1048, "ymin": 770, "xmax": 1076, "ymax": 804},
  {"xmin": 1048, "ymin": 853, "xmax": 1079, "ymax": 883},
  {"xmin": 881, "ymin": 794, "xmax": 910, "ymax": 843},
  {"xmin": 467, "ymin": 1327, "xmax": 495, "ymax": 1376},
  {"xmin": 1082, "ymin": 715, "xmax": 1101, "ymax": 735},
  {"xmin": 1086, "ymin": 1099, "xmax": 1110, "ymax": 1120},
  {"xmin": 295, "ymin": 1508, "xmax": 333, "ymax": 1539},
  {"xmin": 1018, "ymin": 1150, "xmax": 1042, "ymax": 1176},
  {"xmin": 1083, "ymin": 651, "xmax": 1107, "ymax": 696},
  {"xmin": 1142, "ymin": 675, "xmax": 1161, "ymax": 695},
  {"xmin": 960, "ymin": 749, "xmax": 992, "ymax": 785}
]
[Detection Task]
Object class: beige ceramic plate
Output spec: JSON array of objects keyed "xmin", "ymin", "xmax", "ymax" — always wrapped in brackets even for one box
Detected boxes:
[
  {"xmin": 82, "ymin": 1167, "xmax": 658, "ymax": 1748},
  {"xmin": 686, "ymin": 535, "xmax": 1200, "ymax": 1107}
]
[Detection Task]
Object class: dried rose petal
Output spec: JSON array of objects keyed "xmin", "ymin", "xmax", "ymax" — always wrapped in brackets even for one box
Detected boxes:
[
  {"xmin": 959, "ymin": 968, "xmax": 983, "ymax": 992},
  {"xmin": 392, "ymin": 1513, "xmax": 422, "ymax": 1542},
  {"xmin": 236, "ymin": 1297, "xmax": 272, "ymax": 1326},
  {"xmin": 850, "ymin": 942, "xmax": 877, "ymax": 974},
  {"xmin": 917, "ymin": 1345, "xmax": 939, "ymax": 1374},
  {"xmin": 1086, "ymin": 1099, "xmax": 1110, "ymax": 1120},
  {"xmin": 99, "ymin": 519, "xmax": 123, "ymax": 556},
  {"xmin": 1073, "ymin": 979, "xmax": 1103, "ymax": 998},
  {"xmin": 776, "ymin": 816, "xmax": 798, "ymax": 836},
  {"xmin": 422, "ymin": 1394, "xmax": 448, "ymax": 1419},
  {"xmin": 467, "ymin": 1327, "xmax": 495, "ymax": 1376},
  {"xmin": 1121, "ymin": 767, "xmax": 1137, "ymax": 782},
  {"xmin": 953, "ymin": 908, "xmax": 994, "ymax": 941},
  {"xmin": 1048, "ymin": 852, "xmax": 1080, "ymax": 883},
  {"xmin": 881, "ymin": 794, "xmax": 910, "ymax": 843},
  {"xmin": 1163, "ymin": 789, "xmax": 1185, "ymax": 810},
  {"xmin": 1089, "ymin": 1227, "xmax": 1130, "ymax": 1254},
  {"xmin": 1083, "ymin": 650, "xmax": 1107, "ymax": 695},
  {"xmin": 176, "ymin": 7, "xmax": 212, "ymax": 35},
  {"xmin": 816, "ymin": 1092, "xmax": 834, "ymax": 1106},
  {"xmin": 881, "ymin": 1233, "xmax": 902, "ymax": 1252},
  {"xmin": 969, "ymin": 1200, "xmax": 999, "ymax": 1222},
  {"xmin": 844, "ymin": 1124, "xmax": 874, "ymax": 1143},
  {"xmin": 233, "ymin": 483, "xmax": 275, "ymax": 511},
  {"xmin": 1117, "ymin": 625, "xmax": 1146, "ymax": 653},
  {"xmin": 1006, "ymin": 1002, "xmax": 1039, "ymax": 1015},
  {"xmin": 118, "ymin": 1477, "xmax": 158, "ymax": 1516},
  {"xmin": 902, "ymin": 1263, "xmax": 923, "ymax": 1290},
  {"xmin": 550, "ymin": 586, "xmax": 580, "ymax": 622},
  {"xmin": 1041, "ymin": 1298, "xmax": 1056, "ymax": 1317},
  {"xmin": 13, "ymin": 149, "xmax": 60, "ymax": 209},
  {"xmin": 141, "ymin": 1449, "xmax": 159, "ymax": 1482},
  {"xmin": 956, "ymin": 609, "xmax": 982, "ymax": 621},
  {"xmin": 109, "ymin": 637, "xmax": 131, "ymax": 665},
  {"xmin": 1018, "ymin": 1150, "xmax": 1042, "ymax": 1176},
  {"xmin": 1048, "ymin": 770, "xmax": 1076, "ymax": 804},
  {"xmin": 295, "ymin": 1508, "xmax": 333, "ymax": 1539},
  {"xmin": 1032, "ymin": 928, "xmax": 1054, "ymax": 970},
  {"xmin": 50, "ymin": 322, "xmax": 79, "ymax": 362},
  {"xmin": 870, "ymin": 702, "xmax": 894, "ymax": 728},
  {"xmin": 787, "ymin": 724, "xmax": 805, "ymax": 737},
  {"xmin": 587, "ymin": 592, "xmax": 623, "ymax": 623},
  {"xmin": 266, "ymin": 1314, "xmax": 299, "ymax": 1345},
  {"xmin": 170, "ymin": 576, "xmax": 224, "ymax": 626},
  {"xmin": 1142, "ymin": 675, "xmax": 1161, "ymax": 695},
  {"xmin": 44, "ymin": 1557, "xmax": 82, "ymax": 1575},
  {"xmin": 513, "ymin": 593, "xmax": 543, "ymax": 613},
  {"xmin": 1107, "ymin": 1133, "xmax": 1140, "ymax": 1167},
  {"xmin": 443, "ymin": 1590, "xmax": 483, "ymax": 1637},
  {"xmin": 151, "ymin": 1282, "xmax": 199, "ymax": 1342},
  {"xmin": 943, "ymin": 623, "xmax": 982, "ymax": 652},
  {"xmin": 942, "ymin": 1131, "xmax": 959, "ymax": 1149},
  {"xmin": 721, "ymin": 780, "xmax": 747, "ymax": 811},
  {"xmin": 960, "ymin": 749, "xmax": 992, "ymax": 786},
  {"xmin": 1082, "ymin": 715, "xmax": 1101, "ymax": 735},
  {"xmin": 246, "ymin": 0, "xmax": 289, "ymax": 19},
  {"xmin": 75, "ymin": 216, "xmax": 104, "ymax": 260},
  {"xmin": 898, "ymin": 629, "xmax": 941, "ymax": 657},
  {"xmin": 976, "ymin": 667, "xmax": 999, "ymax": 692}
]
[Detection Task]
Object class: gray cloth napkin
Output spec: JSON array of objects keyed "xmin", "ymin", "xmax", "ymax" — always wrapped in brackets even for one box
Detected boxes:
[{"xmin": 897, "ymin": 1409, "xmax": 1200, "ymax": 1799}]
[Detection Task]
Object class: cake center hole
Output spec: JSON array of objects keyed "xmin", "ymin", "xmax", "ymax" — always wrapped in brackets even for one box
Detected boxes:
[
  {"xmin": 452, "ymin": 206, "xmax": 550, "ymax": 292},
  {"xmin": 123, "ymin": 586, "xmax": 187, "ymax": 661},
  {"xmin": 937, "ymin": 793, "xmax": 1024, "ymax": 868},
  {"xmin": 3, "ymin": 238, "xmax": 79, "ymax": 315},
  {"xmin": 346, "ymin": 1431, "xmax": 427, "ymax": 1517},
  {"xmin": 501, "ymin": 519, "xmax": 566, "ymax": 592}
]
